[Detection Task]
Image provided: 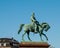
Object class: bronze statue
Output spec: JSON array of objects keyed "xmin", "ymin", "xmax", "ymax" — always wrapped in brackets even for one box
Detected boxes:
[{"xmin": 18, "ymin": 13, "xmax": 50, "ymax": 41}]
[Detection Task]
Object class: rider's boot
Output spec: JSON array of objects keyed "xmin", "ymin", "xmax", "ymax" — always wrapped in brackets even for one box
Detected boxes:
[{"xmin": 35, "ymin": 27, "xmax": 37, "ymax": 32}]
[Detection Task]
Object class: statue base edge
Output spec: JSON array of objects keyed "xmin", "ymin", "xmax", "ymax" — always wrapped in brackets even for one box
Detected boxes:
[{"xmin": 19, "ymin": 42, "xmax": 50, "ymax": 48}]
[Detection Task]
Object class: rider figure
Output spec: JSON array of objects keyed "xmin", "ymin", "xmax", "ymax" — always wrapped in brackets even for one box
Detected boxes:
[{"xmin": 31, "ymin": 12, "xmax": 39, "ymax": 32}]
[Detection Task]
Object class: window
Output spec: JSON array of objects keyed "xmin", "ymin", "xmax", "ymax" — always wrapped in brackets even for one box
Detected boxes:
[
  {"xmin": 13, "ymin": 44, "xmax": 17, "ymax": 46},
  {"xmin": 3, "ymin": 40, "xmax": 5, "ymax": 42},
  {"xmin": 4, "ymin": 43, "xmax": 6, "ymax": 46},
  {"xmin": 0, "ymin": 43, "xmax": 1, "ymax": 46},
  {"xmin": 0, "ymin": 40, "xmax": 1, "ymax": 42}
]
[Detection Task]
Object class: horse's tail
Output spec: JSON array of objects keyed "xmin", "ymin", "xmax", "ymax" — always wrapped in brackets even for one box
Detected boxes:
[{"xmin": 18, "ymin": 24, "xmax": 24, "ymax": 34}]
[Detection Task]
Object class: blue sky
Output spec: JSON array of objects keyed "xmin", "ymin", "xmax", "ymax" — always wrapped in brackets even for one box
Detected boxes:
[{"xmin": 0, "ymin": 0, "xmax": 60, "ymax": 48}]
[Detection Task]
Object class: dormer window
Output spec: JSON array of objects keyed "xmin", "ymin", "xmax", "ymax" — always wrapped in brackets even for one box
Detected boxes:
[{"xmin": 3, "ymin": 40, "xmax": 5, "ymax": 42}]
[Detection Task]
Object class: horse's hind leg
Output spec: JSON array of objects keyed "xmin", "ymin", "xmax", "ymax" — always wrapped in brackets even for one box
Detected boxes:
[
  {"xmin": 42, "ymin": 33, "xmax": 48, "ymax": 41},
  {"xmin": 27, "ymin": 31, "xmax": 32, "ymax": 41},
  {"xmin": 39, "ymin": 33, "xmax": 43, "ymax": 41},
  {"xmin": 22, "ymin": 32, "xmax": 26, "ymax": 41}
]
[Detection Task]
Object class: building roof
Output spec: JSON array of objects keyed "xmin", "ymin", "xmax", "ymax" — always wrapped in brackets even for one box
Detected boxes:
[{"xmin": 0, "ymin": 38, "xmax": 19, "ymax": 44}]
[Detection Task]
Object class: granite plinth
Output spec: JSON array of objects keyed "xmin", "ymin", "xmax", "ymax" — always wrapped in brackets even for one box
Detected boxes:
[{"xmin": 19, "ymin": 42, "xmax": 50, "ymax": 48}]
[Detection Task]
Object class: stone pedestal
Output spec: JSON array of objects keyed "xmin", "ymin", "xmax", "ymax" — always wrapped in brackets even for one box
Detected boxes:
[{"xmin": 19, "ymin": 42, "xmax": 50, "ymax": 48}]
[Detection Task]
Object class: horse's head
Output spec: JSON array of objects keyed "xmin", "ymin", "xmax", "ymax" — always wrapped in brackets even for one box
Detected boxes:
[{"xmin": 41, "ymin": 22, "xmax": 50, "ymax": 32}]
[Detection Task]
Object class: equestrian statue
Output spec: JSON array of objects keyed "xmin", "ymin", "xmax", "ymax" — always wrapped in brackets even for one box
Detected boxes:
[{"xmin": 18, "ymin": 12, "xmax": 50, "ymax": 41}]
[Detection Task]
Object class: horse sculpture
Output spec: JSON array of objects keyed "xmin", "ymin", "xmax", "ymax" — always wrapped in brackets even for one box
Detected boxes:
[{"xmin": 18, "ymin": 22, "xmax": 50, "ymax": 41}]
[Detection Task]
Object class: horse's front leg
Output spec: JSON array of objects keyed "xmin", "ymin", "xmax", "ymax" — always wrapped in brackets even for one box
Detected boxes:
[
  {"xmin": 27, "ymin": 32, "xmax": 32, "ymax": 41},
  {"xmin": 22, "ymin": 32, "xmax": 26, "ymax": 41},
  {"xmin": 42, "ymin": 33, "xmax": 48, "ymax": 41}
]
